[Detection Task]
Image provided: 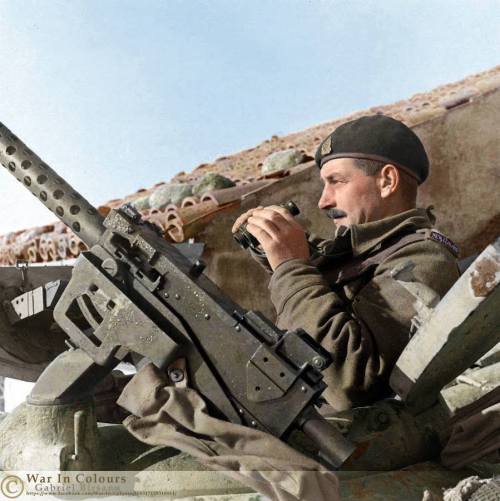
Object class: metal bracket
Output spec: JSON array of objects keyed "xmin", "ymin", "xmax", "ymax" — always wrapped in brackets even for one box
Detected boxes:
[
  {"xmin": 54, "ymin": 253, "xmax": 178, "ymax": 367},
  {"xmin": 6, "ymin": 280, "xmax": 67, "ymax": 325},
  {"xmin": 246, "ymin": 345, "xmax": 296, "ymax": 402}
]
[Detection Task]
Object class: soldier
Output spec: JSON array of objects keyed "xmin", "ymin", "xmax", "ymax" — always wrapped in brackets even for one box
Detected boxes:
[{"xmin": 233, "ymin": 115, "xmax": 460, "ymax": 412}]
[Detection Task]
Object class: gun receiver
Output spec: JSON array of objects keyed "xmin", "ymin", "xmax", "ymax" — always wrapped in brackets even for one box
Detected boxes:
[{"xmin": 0, "ymin": 121, "xmax": 355, "ymax": 468}]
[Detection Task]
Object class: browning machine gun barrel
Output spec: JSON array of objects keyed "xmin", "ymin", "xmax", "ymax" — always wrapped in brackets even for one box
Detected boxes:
[
  {"xmin": 0, "ymin": 121, "xmax": 355, "ymax": 468},
  {"xmin": 0, "ymin": 123, "xmax": 104, "ymax": 247}
]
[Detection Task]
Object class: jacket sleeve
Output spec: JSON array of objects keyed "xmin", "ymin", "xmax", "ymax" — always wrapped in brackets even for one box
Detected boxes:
[
  {"xmin": 268, "ymin": 240, "xmax": 460, "ymax": 411},
  {"xmin": 248, "ymin": 247, "xmax": 273, "ymax": 274}
]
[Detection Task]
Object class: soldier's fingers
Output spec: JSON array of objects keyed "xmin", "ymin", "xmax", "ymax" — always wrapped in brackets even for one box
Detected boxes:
[
  {"xmin": 232, "ymin": 207, "xmax": 263, "ymax": 233},
  {"xmin": 251, "ymin": 208, "xmax": 291, "ymax": 225},
  {"xmin": 247, "ymin": 215, "xmax": 281, "ymax": 240},
  {"xmin": 246, "ymin": 223, "xmax": 274, "ymax": 247},
  {"xmin": 267, "ymin": 205, "xmax": 296, "ymax": 222},
  {"xmin": 251, "ymin": 208, "xmax": 297, "ymax": 232}
]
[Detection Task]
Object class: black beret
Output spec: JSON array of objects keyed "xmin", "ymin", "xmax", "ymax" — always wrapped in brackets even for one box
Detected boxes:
[{"xmin": 315, "ymin": 115, "xmax": 429, "ymax": 184}]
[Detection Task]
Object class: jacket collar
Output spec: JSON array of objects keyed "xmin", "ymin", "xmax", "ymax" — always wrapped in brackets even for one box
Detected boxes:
[{"xmin": 347, "ymin": 207, "xmax": 435, "ymax": 257}]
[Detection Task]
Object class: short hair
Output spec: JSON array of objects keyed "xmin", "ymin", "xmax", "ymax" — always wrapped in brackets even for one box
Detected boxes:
[
  {"xmin": 353, "ymin": 158, "xmax": 417, "ymax": 205},
  {"xmin": 353, "ymin": 158, "xmax": 386, "ymax": 176}
]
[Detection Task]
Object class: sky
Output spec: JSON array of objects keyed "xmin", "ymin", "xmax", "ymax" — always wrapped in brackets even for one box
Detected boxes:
[{"xmin": 0, "ymin": 0, "xmax": 499, "ymax": 235}]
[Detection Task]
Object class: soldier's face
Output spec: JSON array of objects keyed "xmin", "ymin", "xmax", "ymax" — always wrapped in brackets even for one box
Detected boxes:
[{"xmin": 318, "ymin": 158, "xmax": 385, "ymax": 226}]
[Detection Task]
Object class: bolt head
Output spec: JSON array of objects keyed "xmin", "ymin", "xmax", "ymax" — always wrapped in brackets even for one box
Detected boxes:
[
  {"xmin": 312, "ymin": 356, "xmax": 326, "ymax": 369},
  {"xmin": 102, "ymin": 258, "xmax": 119, "ymax": 277},
  {"xmin": 168, "ymin": 368, "xmax": 185, "ymax": 383}
]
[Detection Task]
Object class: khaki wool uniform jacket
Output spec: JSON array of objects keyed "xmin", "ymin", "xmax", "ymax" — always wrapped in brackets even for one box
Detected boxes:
[{"xmin": 252, "ymin": 208, "xmax": 460, "ymax": 411}]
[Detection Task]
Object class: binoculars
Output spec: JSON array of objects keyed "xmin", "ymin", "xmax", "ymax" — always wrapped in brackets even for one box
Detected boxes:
[{"xmin": 233, "ymin": 200, "xmax": 300, "ymax": 249}]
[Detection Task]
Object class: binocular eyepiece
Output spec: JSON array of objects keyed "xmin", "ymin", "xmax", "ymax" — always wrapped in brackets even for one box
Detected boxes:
[{"xmin": 233, "ymin": 200, "xmax": 300, "ymax": 249}]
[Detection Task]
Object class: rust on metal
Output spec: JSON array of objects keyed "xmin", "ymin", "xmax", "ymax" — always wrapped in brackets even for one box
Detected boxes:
[{"xmin": 470, "ymin": 256, "xmax": 500, "ymax": 297}]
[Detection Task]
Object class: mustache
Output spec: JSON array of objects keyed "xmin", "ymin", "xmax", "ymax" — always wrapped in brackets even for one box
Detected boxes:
[{"xmin": 325, "ymin": 208, "xmax": 348, "ymax": 220}]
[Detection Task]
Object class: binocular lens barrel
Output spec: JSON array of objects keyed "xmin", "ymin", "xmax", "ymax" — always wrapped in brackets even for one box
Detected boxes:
[{"xmin": 233, "ymin": 201, "xmax": 300, "ymax": 250}]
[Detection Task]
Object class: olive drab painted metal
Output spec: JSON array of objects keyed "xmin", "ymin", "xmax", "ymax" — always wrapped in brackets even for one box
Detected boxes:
[
  {"xmin": 0, "ymin": 121, "xmax": 355, "ymax": 469},
  {"xmin": 0, "ymin": 123, "xmax": 105, "ymax": 247}
]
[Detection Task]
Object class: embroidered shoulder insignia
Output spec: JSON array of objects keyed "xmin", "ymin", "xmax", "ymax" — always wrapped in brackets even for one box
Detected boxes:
[{"xmin": 429, "ymin": 230, "xmax": 459, "ymax": 257}]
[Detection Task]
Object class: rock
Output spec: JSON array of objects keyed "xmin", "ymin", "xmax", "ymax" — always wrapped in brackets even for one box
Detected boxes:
[
  {"xmin": 261, "ymin": 148, "xmax": 305, "ymax": 175},
  {"xmin": 149, "ymin": 184, "xmax": 193, "ymax": 209},
  {"xmin": 131, "ymin": 195, "xmax": 150, "ymax": 211},
  {"xmin": 442, "ymin": 476, "xmax": 491, "ymax": 501},
  {"xmin": 192, "ymin": 173, "xmax": 235, "ymax": 196}
]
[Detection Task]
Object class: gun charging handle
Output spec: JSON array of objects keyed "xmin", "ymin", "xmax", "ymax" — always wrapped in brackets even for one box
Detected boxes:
[{"xmin": 0, "ymin": 122, "xmax": 105, "ymax": 248}]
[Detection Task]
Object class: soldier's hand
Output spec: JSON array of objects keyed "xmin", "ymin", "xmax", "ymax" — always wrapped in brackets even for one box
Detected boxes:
[
  {"xmin": 245, "ymin": 206, "xmax": 309, "ymax": 271},
  {"xmin": 231, "ymin": 206, "xmax": 264, "ymax": 234}
]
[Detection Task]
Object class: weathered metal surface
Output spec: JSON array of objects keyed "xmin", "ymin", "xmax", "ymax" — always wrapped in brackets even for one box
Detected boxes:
[
  {"xmin": 0, "ymin": 265, "xmax": 72, "ymax": 381},
  {"xmin": 342, "ymin": 400, "xmax": 448, "ymax": 471},
  {"xmin": 440, "ymin": 362, "xmax": 500, "ymax": 418},
  {"xmin": 0, "ymin": 400, "xmax": 100, "ymax": 470},
  {"xmin": 477, "ymin": 343, "xmax": 500, "ymax": 368},
  {"xmin": 0, "ymin": 408, "xmax": 257, "ymax": 497},
  {"xmin": 339, "ymin": 463, "xmax": 472, "ymax": 501},
  {"xmin": 7, "ymin": 279, "xmax": 66, "ymax": 325},
  {"xmin": 390, "ymin": 236, "xmax": 500, "ymax": 412}
]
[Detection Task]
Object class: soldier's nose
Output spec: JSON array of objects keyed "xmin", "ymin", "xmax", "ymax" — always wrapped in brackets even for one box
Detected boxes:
[{"xmin": 318, "ymin": 191, "xmax": 334, "ymax": 210}]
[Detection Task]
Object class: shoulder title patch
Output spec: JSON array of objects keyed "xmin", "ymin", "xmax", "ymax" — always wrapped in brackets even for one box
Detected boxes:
[{"xmin": 429, "ymin": 230, "xmax": 460, "ymax": 257}]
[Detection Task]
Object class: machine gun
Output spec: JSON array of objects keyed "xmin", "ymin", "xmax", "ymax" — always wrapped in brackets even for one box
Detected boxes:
[{"xmin": 0, "ymin": 121, "xmax": 355, "ymax": 469}]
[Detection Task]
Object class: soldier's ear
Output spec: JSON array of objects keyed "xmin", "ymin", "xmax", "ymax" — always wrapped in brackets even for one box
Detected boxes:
[{"xmin": 378, "ymin": 164, "xmax": 399, "ymax": 198}]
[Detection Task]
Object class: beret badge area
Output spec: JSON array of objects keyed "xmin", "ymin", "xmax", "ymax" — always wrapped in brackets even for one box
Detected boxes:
[{"xmin": 321, "ymin": 136, "xmax": 332, "ymax": 157}]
